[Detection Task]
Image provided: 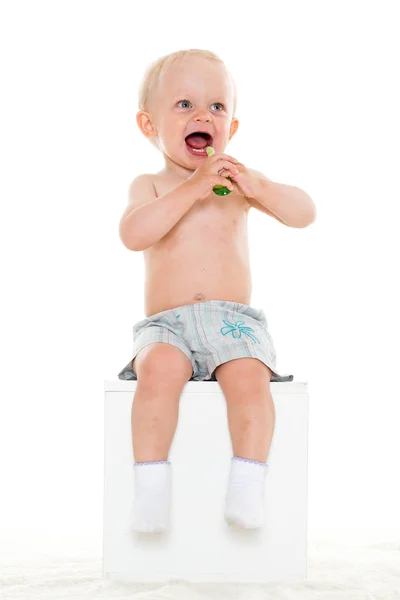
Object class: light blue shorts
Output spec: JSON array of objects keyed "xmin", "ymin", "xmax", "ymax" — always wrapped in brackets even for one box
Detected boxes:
[{"xmin": 117, "ymin": 300, "xmax": 293, "ymax": 382}]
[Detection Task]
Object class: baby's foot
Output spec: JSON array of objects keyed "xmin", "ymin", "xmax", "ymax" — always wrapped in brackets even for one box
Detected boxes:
[
  {"xmin": 224, "ymin": 457, "xmax": 267, "ymax": 529},
  {"xmin": 131, "ymin": 461, "xmax": 172, "ymax": 533}
]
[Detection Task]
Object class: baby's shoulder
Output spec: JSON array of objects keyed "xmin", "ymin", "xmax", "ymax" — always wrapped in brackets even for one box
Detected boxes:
[{"xmin": 150, "ymin": 171, "xmax": 185, "ymax": 198}]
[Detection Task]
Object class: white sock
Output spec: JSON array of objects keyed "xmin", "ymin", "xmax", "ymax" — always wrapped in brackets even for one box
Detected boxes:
[
  {"xmin": 224, "ymin": 456, "xmax": 267, "ymax": 529},
  {"xmin": 130, "ymin": 460, "xmax": 172, "ymax": 533}
]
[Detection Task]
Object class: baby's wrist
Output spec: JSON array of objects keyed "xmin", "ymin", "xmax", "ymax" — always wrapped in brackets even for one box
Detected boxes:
[{"xmin": 182, "ymin": 178, "xmax": 203, "ymax": 202}]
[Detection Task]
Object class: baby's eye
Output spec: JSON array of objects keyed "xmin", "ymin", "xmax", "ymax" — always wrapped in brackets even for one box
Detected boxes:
[
  {"xmin": 177, "ymin": 100, "xmax": 224, "ymax": 111},
  {"xmin": 178, "ymin": 100, "xmax": 192, "ymax": 108}
]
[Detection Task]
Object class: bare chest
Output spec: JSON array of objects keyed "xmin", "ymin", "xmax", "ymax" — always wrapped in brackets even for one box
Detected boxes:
[
  {"xmin": 152, "ymin": 175, "xmax": 250, "ymax": 252},
  {"xmin": 142, "ymin": 174, "xmax": 252, "ymax": 314}
]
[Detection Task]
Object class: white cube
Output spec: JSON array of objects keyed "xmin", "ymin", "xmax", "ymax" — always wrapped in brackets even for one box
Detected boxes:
[{"xmin": 103, "ymin": 380, "xmax": 309, "ymax": 584}]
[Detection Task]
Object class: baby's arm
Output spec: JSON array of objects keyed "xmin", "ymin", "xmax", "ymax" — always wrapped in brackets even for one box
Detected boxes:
[
  {"xmin": 247, "ymin": 168, "xmax": 316, "ymax": 228},
  {"xmin": 119, "ymin": 175, "xmax": 199, "ymax": 251}
]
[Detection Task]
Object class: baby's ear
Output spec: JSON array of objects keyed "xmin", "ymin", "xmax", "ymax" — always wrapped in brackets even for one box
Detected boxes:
[
  {"xmin": 229, "ymin": 118, "xmax": 239, "ymax": 140},
  {"xmin": 136, "ymin": 110, "xmax": 158, "ymax": 140}
]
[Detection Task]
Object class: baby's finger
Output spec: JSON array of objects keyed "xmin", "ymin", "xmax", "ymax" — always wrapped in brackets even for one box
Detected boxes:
[
  {"xmin": 218, "ymin": 161, "xmax": 239, "ymax": 175},
  {"xmin": 212, "ymin": 153, "xmax": 239, "ymax": 164},
  {"xmin": 219, "ymin": 167, "xmax": 237, "ymax": 178},
  {"xmin": 222, "ymin": 154, "xmax": 239, "ymax": 164},
  {"xmin": 206, "ymin": 146, "xmax": 238, "ymax": 164}
]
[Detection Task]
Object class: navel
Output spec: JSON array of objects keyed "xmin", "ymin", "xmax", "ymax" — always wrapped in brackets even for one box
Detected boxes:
[{"xmin": 194, "ymin": 293, "xmax": 205, "ymax": 302}]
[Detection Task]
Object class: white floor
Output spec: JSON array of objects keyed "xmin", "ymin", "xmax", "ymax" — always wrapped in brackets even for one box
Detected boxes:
[{"xmin": 1, "ymin": 527, "xmax": 399, "ymax": 599}]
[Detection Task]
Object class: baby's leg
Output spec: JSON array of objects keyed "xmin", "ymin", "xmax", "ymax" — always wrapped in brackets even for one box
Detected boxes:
[
  {"xmin": 215, "ymin": 359, "xmax": 275, "ymax": 462},
  {"xmin": 131, "ymin": 343, "xmax": 193, "ymax": 462},
  {"xmin": 214, "ymin": 358, "xmax": 275, "ymax": 529},
  {"xmin": 130, "ymin": 343, "xmax": 193, "ymax": 533}
]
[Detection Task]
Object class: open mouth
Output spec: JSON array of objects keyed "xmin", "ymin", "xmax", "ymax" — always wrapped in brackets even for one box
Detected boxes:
[{"xmin": 185, "ymin": 131, "xmax": 213, "ymax": 156}]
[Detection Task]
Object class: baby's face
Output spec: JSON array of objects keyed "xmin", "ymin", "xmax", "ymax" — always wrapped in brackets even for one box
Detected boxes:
[{"xmin": 141, "ymin": 56, "xmax": 238, "ymax": 170}]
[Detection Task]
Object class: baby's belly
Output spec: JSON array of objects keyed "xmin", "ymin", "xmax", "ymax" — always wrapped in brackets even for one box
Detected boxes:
[{"xmin": 143, "ymin": 242, "xmax": 252, "ymax": 316}]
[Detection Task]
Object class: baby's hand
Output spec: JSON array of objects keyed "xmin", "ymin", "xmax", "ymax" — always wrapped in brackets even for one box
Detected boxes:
[
  {"xmin": 186, "ymin": 152, "xmax": 239, "ymax": 201},
  {"xmin": 221, "ymin": 161, "xmax": 263, "ymax": 200},
  {"xmin": 204, "ymin": 146, "xmax": 261, "ymax": 199}
]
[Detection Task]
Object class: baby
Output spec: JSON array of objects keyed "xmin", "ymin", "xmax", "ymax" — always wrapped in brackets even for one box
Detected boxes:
[{"xmin": 117, "ymin": 49, "xmax": 316, "ymax": 533}]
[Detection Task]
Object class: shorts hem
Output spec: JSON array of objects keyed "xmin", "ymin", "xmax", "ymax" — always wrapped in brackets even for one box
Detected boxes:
[
  {"xmin": 205, "ymin": 352, "xmax": 294, "ymax": 382},
  {"xmin": 117, "ymin": 341, "xmax": 196, "ymax": 381}
]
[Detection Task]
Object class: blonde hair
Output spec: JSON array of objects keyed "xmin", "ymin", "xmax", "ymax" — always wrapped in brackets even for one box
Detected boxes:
[{"xmin": 138, "ymin": 48, "xmax": 237, "ymax": 117}]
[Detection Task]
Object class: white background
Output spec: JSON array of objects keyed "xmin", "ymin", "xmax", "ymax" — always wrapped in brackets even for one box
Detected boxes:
[{"xmin": 1, "ymin": 0, "xmax": 399, "ymax": 543}]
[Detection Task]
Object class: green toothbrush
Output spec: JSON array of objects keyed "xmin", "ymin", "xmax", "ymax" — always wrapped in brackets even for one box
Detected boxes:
[{"xmin": 205, "ymin": 145, "xmax": 233, "ymax": 196}]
